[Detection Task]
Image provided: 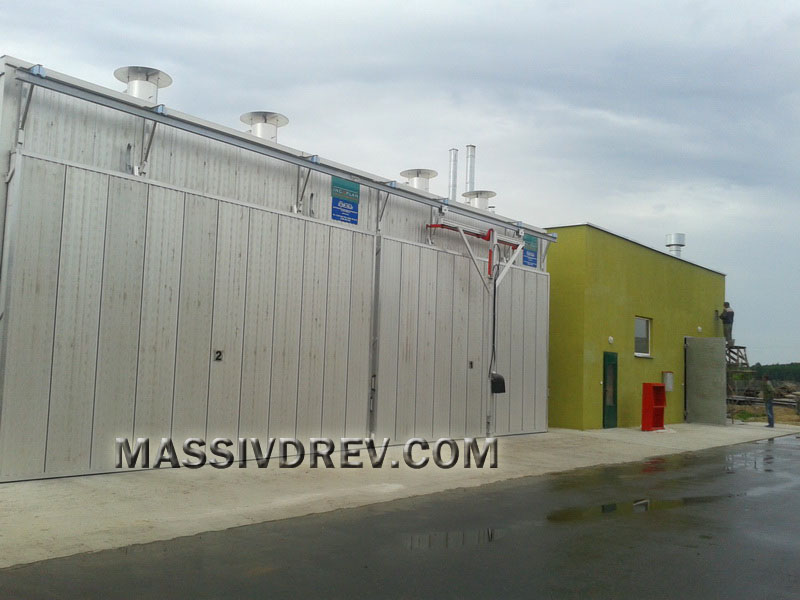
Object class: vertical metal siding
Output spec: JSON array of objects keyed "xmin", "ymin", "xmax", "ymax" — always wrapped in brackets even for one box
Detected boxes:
[
  {"xmin": 344, "ymin": 233, "xmax": 373, "ymax": 437},
  {"xmin": 295, "ymin": 222, "xmax": 331, "ymax": 439},
  {"xmin": 375, "ymin": 239, "xmax": 402, "ymax": 438},
  {"xmin": 238, "ymin": 210, "xmax": 279, "ymax": 440},
  {"xmin": 522, "ymin": 272, "xmax": 539, "ymax": 432},
  {"xmin": 509, "ymin": 268, "xmax": 526, "ymax": 433},
  {"xmin": 0, "ymin": 159, "xmax": 65, "ymax": 477},
  {"xmin": 432, "ymin": 252, "xmax": 454, "ymax": 438},
  {"xmin": 268, "ymin": 217, "xmax": 305, "ymax": 437},
  {"xmin": 207, "ymin": 202, "xmax": 249, "ymax": 442},
  {"xmin": 449, "ymin": 256, "xmax": 470, "ymax": 437},
  {"xmin": 465, "ymin": 263, "xmax": 485, "ymax": 436},
  {"xmin": 494, "ymin": 269, "xmax": 512, "ymax": 435},
  {"xmin": 45, "ymin": 168, "xmax": 108, "ymax": 473},
  {"xmin": 414, "ymin": 248, "xmax": 437, "ymax": 439},
  {"xmin": 133, "ymin": 186, "xmax": 184, "ymax": 443},
  {"xmin": 170, "ymin": 194, "xmax": 217, "ymax": 444},
  {"xmin": 534, "ymin": 275, "xmax": 550, "ymax": 431},
  {"xmin": 321, "ymin": 227, "xmax": 352, "ymax": 436},
  {"xmin": 395, "ymin": 244, "xmax": 420, "ymax": 440},
  {"xmin": 0, "ymin": 78, "xmax": 551, "ymax": 479},
  {"xmin": 90, "ymin": 177, "xmax": 148, "ymax": 470}
]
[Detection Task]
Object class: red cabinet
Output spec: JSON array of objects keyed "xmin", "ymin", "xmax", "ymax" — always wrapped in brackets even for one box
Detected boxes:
[{"xmin": 642, "ymin": 383, "xmax": 666, "ymax": 431}]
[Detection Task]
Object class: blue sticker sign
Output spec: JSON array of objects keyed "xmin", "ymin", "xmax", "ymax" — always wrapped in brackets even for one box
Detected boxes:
[
  {"xmin": 522, "ymin": 234, "xmax": 538, "ymax": 267},
  {"xmin": 331, "ymin": 177, "xmax": 360, "ymax": 224}
]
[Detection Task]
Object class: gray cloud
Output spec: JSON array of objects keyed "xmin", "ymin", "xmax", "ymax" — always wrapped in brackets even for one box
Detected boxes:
[{"xmin": 3, "ymin": 0, "xmax": 798, "ymax": 362}]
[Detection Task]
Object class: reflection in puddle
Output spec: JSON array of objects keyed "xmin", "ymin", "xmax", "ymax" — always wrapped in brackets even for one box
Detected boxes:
[
  {"xmin": 406, "ymin": 528, "xmax": 505, "ymax": 550},
  {"xmin": 725, "ymin": 448, "xmax": 775, "ymax": 474},
  {"xmin": 547, "ymin": 494, "xmax": 743, "ymax": 523}
]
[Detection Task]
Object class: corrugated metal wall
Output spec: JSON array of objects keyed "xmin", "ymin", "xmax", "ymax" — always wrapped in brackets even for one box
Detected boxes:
[
  {"xmin": 373, "ymin": 240, "xmax": 549, "ymax": 440},
  {"xmin": 0, "ymin": 72, "xmax": 549, "ymax": 481},
  {"xmin": 0, "ymin": 157, "xmax": 374, "ymax": 478}
]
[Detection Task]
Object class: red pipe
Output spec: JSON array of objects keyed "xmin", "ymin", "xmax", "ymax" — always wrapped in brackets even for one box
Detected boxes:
[{"xmin": 425, "ymin": 224, "xmax": 521, "ymax": 277}]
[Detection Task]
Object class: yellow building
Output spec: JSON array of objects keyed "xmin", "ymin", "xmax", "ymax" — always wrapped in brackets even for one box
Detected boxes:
[{"xmin": 546, "ymin": 224, "xmax": 726, "ymax": 430}]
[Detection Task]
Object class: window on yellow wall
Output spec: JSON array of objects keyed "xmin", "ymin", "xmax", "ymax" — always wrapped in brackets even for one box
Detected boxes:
[{"xmin": 634, "ymin": 317, "xmax": 651, "ymax": 357}]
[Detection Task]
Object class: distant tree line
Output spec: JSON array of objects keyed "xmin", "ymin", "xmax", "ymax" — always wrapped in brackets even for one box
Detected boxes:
[{"xmin": 752, "ymin": 363, "xmax": 800, "ymax": 382}]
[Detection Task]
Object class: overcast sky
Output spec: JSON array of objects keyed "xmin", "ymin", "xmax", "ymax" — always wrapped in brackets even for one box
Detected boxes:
[{"xmin": 3, "ymin": 0, "xmax": 799, "ymax": 364}]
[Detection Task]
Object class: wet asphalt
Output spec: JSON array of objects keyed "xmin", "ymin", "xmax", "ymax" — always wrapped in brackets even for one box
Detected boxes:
[{"xmin": 2, "ymin": 435, "xmax": 800, "ymax": 599}]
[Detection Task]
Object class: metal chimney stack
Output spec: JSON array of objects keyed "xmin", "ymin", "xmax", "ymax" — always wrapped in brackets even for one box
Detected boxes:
[
  {"xmin": 665, "ymin": 233, "xmax": 686, "ymax": 257},
  {"xmin": 114, "ymin": 66, "xmax": 172, "ymax": 103},
  {"xmin": 400, "ymin": 169, "xmax": 438, "ymax": 192},
  {"xmin": 448, "ymin": 148, "xmax": 458, "ymax": 203},
  {"xmin": 240, "ymin": 111, "xmax": 289, "ymax": 142},
  {"xmin": 465, "ymin": 144, "xmax": 476, "ymax": 195}
]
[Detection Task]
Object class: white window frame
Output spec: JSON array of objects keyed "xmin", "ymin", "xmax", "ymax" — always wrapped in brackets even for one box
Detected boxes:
[{"xmin": 634, "ymin": 316, "xmax": 652, "ymax": 357}]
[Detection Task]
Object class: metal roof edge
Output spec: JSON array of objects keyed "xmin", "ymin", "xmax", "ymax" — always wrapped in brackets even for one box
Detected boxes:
[{"xmin": 3, "ymin": 55, "xmax": 554, "ymax": 242}]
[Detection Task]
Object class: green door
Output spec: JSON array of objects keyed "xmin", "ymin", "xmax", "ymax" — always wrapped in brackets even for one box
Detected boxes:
[{"xmin": 603, "ymin": 352, "xmax": 618, "ymax": 428}]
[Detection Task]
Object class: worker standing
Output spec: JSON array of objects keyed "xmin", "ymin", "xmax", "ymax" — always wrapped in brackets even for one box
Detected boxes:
[
  {"xmin": 719, "ymin": 302, "xmax": 734, "ymax": 347},
  {"xmin": 762, "ymin": 375, "xmax": 775, "ymax": 428}
]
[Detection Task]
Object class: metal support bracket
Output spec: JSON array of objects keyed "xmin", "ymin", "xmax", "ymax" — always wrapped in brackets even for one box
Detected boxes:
[
  {"xmin": 495, "ymin": 242, "xmax": 525, "ymax": 288},
  {"xmin": 295, "ymin": 166, "xmax": 312, "ymax": 214},
  {"xmin": 135, "ymin": 121, "xmax": 158, "ymax": 176},
  {"xmin": 377, "ymin": 192, "xmax": 390, "ymax": 231},
  {"xmin": 540, "ymin": 239, "xmax": 551, "ymax": 269},
  {"xmin": 457, "ymin": 226, "xmax": 491, "ymax": 294},
  {"xmin": 18, "ymin": 83, "xmax": 34, "ymax": 134}
]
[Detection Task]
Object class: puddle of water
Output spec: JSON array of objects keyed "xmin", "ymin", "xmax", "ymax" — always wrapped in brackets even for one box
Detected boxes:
[
  {"xmin": 406, "ymin": 528, "xmax": 506, "ymax": 551},
  {"xmin": 547, "ymin": 494, "xmax": 743, "ymax": 523}
]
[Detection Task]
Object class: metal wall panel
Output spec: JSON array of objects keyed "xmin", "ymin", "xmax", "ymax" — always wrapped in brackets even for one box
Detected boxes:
[
  {"xmin": 466, "ymin": 263, "xmax": 486, "ymax": 436},
  {"xmin": 449, "ymin": 256, "xmax": 470, "ymax": 437},
  {"xmin": 0, "ymin": 158, "xmax": 65, "ymax": 478},
  {"xmin": 238, "ymin": 210, "xmax": 279, "ymax": 440},
  {"xmin": 133, "ymin": 186, "xmax": 184, "ymax": 443},
  {"xmin": 295, "ymin": 222, "xmax": 331, "ymax": 439},
  {"xmin": 509, "ymin": 268, "xmax": 526, "ymax": 434},
  {"xmin": 171, "ymin": 194, "xmax": 217, "ymax": 444},
  {"xmin": 207, "ymin": 202, "xmax": 249, "ymax": 441},
  {"xmin": 432, "ymin": 252, "xmax": 454, "ymax": 438},
  {"xmin": 534, "ymin": 274, "xmax": 550, "ymax": 431},
  {"xmin": 395, "ymin": 244, "xmax": 420, "ymax": 440},
  {"xmin": 494, "ymin": 268, "xmax": 512, "ymax": 435},
  {"xmin": 414, "ymin": 248, "xmax": 437, "ymax": 439},
  {"xmin": 345, "ymin": 233, "xmax": 373, "ymax": 437},
  {"xmin": 91, "ymin": 177, "xmax": 148, "ymax": 470},
  {"xmin": 263, "ymin": 156, "xmax": 298, "ymax": 213},
  {"xmin": 375, "ymin": 239, "xmax": 402, "ymax": 438},
  {"xmin": 45, "ymin": 168, "xmax": 108, "ymax": 473},
  {"xmin": 522, "ymin": 272, "xmax": 539, "ymax": 432},
  {"xmin": 2, "ymin": 77, "xmax": 552, "ymax": 480},
  {"xmin": 321, "ymin": 227, "xmax": 352, "ymax": 436},
  {"xmin": 268, "ymin": 217, "xmax": 305, "ymax": 437},
  {"xmin": 26, "ymin": 91, "xmax": 141, "ymax": 174}
]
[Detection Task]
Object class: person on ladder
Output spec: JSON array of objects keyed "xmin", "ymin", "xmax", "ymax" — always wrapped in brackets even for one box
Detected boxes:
[{"xmin": 719, "ymin": 301, "xmax": 734, "ymax": 347}]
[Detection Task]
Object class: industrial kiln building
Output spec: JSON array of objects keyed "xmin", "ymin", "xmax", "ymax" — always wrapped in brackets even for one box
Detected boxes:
[{"xmin": 0, "ymin": 56, "xmax": 553, "ymax": 481}]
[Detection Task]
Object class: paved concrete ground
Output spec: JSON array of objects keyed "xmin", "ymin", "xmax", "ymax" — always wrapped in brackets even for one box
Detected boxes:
[
  {"xmin": 4, "ymin": 428, "xmax": 800, "ymax": 599},
  {"xmin": 1, "ymin": 422, "xmax": 798, "ymax": 569}
]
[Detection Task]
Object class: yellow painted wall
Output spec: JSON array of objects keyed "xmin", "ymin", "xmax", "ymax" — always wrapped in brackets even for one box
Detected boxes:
[
  {"xmin": 548, "ymin": 225, "xmax": 725, "ymax": 430},
  {"xmin": 547, "ymin": 226, "xmax": 588, "ymax": 429}
]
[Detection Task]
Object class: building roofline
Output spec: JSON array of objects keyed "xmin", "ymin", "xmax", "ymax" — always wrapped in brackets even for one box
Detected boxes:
[
  {"xmin": 1, "ymin": 55, "xmax": 555, "ymax": 242},
  {"xmin": 546, "ymin": 222, "xmax": 726, "ymax": 276}
]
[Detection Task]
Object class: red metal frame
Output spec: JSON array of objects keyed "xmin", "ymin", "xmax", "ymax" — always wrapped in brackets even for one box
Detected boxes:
[{"xmin": 426, "ymin": 223, "xmax": 521, "ymax": 275}]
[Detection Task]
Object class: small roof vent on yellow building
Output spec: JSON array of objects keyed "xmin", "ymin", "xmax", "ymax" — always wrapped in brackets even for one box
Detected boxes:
[{"xmin": 666, "ymin": 233, "xmax": 686, "ymax": 257}]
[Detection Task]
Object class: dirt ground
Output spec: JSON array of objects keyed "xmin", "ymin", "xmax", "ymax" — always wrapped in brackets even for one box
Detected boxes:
[{"xmin": 731, "ymin": 403, "xmax": 800, "ymax": 425}]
